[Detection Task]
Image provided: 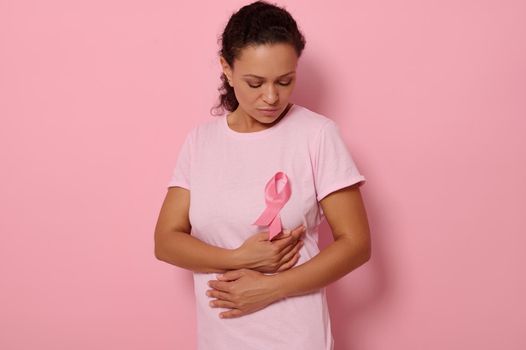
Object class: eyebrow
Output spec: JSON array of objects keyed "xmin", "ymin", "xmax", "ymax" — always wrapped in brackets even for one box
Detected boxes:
[{"xmin": 242, "ymin": 71, "xmax": 296, "ymax": 79}]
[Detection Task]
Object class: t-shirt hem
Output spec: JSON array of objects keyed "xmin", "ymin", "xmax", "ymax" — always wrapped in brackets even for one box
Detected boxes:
[
  {"xmin": 167, "ymin": 181, "xmax": 190, "ymax": 190},
  {"xmin": 316, "ymin": 176, "xmax": 366, "ymax": 201}
]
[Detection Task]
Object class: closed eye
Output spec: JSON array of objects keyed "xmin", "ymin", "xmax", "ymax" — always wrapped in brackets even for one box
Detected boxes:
[
  {"xmin": 247, "ymin": 80, "xmax": 293, "ymax": 88},
  {"xmin": 278, "ymin": 80, "xmax": 292, "ymax": 86}
]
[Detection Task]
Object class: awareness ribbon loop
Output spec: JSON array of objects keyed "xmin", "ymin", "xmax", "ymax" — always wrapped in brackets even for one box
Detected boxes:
[{"xmin": 252, "ymin": 171, "xmax": 292, "ymax": 241}]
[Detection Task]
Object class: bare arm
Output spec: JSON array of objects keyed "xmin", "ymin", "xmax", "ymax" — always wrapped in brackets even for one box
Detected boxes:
[
  {"xmin": 154, "ymin": 186, "xmax": 243, "ymax": 273},
  {"xmin": 273, "ymin": 183, "xmax": 371, "ymax": 298},
  {"xmin": 154, "ymin": 186, "xmax": 303, "ymax": 274}
]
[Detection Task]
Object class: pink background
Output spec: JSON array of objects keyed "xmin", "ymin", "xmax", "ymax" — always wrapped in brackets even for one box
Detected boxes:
[{"xmin": 1, "ymin": 1, "xmax": 524, "ymax": 349}]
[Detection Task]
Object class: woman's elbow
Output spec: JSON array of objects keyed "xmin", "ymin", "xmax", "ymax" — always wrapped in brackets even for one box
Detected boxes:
[{"xmin": 350, "ymin": 234, "xmax": 372, "ymax": 264}]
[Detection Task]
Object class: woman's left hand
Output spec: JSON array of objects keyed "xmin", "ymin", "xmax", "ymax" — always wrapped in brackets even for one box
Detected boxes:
[{"xmin": 206, "ymin": 268, "xmax": 282, "ymax": 319}]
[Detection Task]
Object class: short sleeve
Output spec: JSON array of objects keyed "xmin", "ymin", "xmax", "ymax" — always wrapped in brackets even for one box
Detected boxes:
[
  {"xmin": 313, "ymin": 120, "xmax": 366, "ymax": 201},
  {"xmin": 167, "ymin": 131, "xmax": 192, "ymax": 190}
]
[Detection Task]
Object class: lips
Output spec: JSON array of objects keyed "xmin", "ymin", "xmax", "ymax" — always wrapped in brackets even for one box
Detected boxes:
[{"xmin": 258, "ymin": 108, "xmax": 280, "ymax": 116}]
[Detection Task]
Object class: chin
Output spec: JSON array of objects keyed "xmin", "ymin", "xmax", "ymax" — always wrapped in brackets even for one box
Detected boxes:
[{"xmin": 256, "ymin": 114, "xmax": 280, "ymax": 123}]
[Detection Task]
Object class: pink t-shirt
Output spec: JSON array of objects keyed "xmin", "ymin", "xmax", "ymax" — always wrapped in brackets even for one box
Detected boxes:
[{"xmin": 167, "ymin": 103, "xmax": 366, "ymax": 350}]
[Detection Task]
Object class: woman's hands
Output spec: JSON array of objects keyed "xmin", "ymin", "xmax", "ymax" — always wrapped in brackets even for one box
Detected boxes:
[
  {"xmin": 206, "ymin": 268, "xmax": 282, "ymax": 319},
  {"xmin": 206, "ymin": 225, "xmax": 306, "ymax": 318},
  {"xmin": 233, "ymin": 224, "xmax": 306, "ymax": 273}
]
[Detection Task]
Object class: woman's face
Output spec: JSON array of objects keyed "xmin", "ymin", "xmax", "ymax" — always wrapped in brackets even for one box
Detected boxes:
[{"xmin": 221, "ymin": 43, "xmax": 298, "ymax": 125}]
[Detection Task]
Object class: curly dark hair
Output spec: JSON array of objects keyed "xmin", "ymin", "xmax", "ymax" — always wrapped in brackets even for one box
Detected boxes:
[{"xmin": 210, "ymin": 1, "xmax": 306, "ymax": 116}]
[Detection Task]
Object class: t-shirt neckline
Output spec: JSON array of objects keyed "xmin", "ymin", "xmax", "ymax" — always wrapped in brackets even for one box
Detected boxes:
[{"xmin": 221, "ymin": 103, "xmax": 296, "ymax": 139}]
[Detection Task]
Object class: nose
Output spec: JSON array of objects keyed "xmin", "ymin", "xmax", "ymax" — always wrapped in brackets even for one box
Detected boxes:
[{"xmin": 263, "ymin": 85, "xmax": 279, "ymax": 105}]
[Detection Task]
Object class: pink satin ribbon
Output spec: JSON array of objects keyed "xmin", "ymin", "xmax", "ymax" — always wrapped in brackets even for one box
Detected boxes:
[{"xmin": 252, "ymin": 171, "xmax": 291, "ymax": 241}]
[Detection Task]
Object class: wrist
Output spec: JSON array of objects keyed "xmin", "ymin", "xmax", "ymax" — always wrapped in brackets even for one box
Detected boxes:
[
  {"xmin": 268, "ymin": 272, "xmax": 289, "ymax": 301},
  {"xmin": 229, "ymin": 247, "xmax": 251, "ymax": 270}
]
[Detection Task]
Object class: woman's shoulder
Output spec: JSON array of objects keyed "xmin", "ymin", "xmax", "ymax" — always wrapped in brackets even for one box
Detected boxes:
[{"xmin": 288, "ymin": 103, "xmax": 336, "ymax": 131}]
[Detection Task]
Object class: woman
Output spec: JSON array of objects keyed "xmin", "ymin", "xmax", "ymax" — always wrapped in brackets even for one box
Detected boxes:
[{"xmin": 154, "ymin": 1, "xmax": 371, "ymax": 349}]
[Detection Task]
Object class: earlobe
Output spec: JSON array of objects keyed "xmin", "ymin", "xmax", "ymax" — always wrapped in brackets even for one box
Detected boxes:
[
  {"xmin": 223, "ymin": 73, "xmax": 233, "ymax": 87},
  {"xmin": 222, "ymin": 70, "xmax": 233, "ymax": 86}
]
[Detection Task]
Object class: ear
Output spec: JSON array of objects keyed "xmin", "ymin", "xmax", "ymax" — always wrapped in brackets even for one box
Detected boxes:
[{"xmin": 219, "ymin": 56, "xmax": 233, "ymax": 82}]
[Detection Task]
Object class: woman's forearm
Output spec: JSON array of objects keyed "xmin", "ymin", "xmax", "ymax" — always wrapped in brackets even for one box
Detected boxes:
[
  {"xmin": 273, "ymin": 236, "xmax": 370, "ymax": 298},
  {"xmin": 155, "ymin": 230, "xmax": 246, "ymax": 273}
]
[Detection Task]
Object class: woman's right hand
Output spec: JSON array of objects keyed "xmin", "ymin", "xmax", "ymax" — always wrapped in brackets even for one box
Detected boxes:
[{"xmin": 234, "ymin": 224, "xmax": 306, "ymax": 273}]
